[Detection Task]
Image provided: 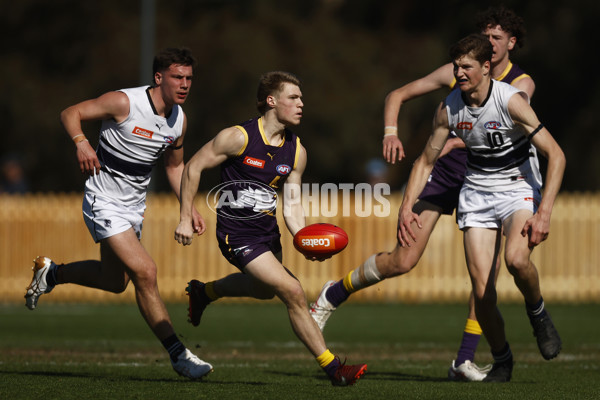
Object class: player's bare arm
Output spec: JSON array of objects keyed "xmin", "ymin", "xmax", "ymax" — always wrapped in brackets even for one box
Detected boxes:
[
  {"xmin": 383, "ymin": 63, "xmax": 455, "ymax": 164},
  {"xmin": 60, "ymin": 91, "xmax": 130, "ymax": 175},
  {"xmin": 398, "ymin": 102, "xmax": 450, "ymax": 246},
  {"xmin": 175, "ymin": 127, "xmax": 246, "ymax": 245},
  {"xmin": 164, "ymin": 112, "xmax": 188, "ymax": 199},
  {"xmin": 284, "ymin": 144, "xmax": 329, "ymax": 262},
  {"xmin": 164, "ymin": 113, "xmax": 206, "ymax": 235},
  {"xmin": 510, "ymin": 75, "xmax": 536, "ymax": 100},
  {"xmin": 438, "ymin": 136, "xmax": 466, "ymax": 158},
  {"xmin": 282, "ymin": 144, "xmax": 307, "ymax": 237},
  {"xmin": 508, "ymin": 94, "xmax": 566, "ymax": 247}
]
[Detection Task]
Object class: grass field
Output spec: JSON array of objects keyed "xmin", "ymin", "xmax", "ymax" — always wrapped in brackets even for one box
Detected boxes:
[{"xmin": 1, "ymin": 301, "xmax": 598, "ymax": 399}]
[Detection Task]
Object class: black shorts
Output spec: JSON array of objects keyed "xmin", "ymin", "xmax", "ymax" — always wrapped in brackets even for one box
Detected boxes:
[{"xmin": 216, "ymin": 230, "xmax": 282, "ymax": 270}]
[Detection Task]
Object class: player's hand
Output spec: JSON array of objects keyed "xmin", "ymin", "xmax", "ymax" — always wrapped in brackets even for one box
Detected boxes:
[
  {"xmin": 383, "ymin": 135, "xmax": 405, "ymax": 164},
  {"xmin": 521, "ymin": 212, "xmax": 550, "ymax": 248},
  {"xmin": 191, "ymin": 207, "xmax": 206, "ymax": 236},
  {"xmin": 76, "ymin": 140, "xmax": 101, "ymax": 175},
  {"xmin": 174, "ymin": 221, "xmax": 195, "ymax": 246},
  {"xmin": 398, "ymin": 205, "xmax": 421, "ymax": 247}
]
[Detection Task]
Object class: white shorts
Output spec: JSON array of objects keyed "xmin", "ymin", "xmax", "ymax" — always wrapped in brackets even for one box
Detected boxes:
[
  {"xmin": 457, "ymin": 186, "xmax": 541, "ymax": 230},
  {"xmin": 82, "ymin": 192, "xmax": 145, "ymax": 242}
]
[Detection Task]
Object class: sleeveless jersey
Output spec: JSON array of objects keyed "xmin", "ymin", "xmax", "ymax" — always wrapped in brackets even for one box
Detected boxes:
[
  {"xmin": 495, "ymin": 61, "xmax": 531, "ymax": 88},
  {"xmin": 438, "ymin": 62, "xmax": 535, "ymax": 184},
  {"xmin": 216, "ymin": 117, "xmax": 301, "ymax": 237},
  {"xmin": 499, "ymin": 62, "xmax": 543, "ymax": 186},
  {"xmin": 85, "ymin": 86, "xmax": 184, "ymax": 206},
  {"xmin": 445, "ymin": 80, "xmax": 542, "ymax": 192}
]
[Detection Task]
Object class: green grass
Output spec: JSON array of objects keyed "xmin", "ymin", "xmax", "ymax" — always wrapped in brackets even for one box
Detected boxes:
[{"xmin": 1, "ymin": 302, "xmax": 599, "ymax": 399}]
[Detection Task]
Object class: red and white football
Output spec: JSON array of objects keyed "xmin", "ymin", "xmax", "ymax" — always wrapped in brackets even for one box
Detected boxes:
[{"xmin": 293, "ymin": 223, "xmax": 348, "ymax": 258}]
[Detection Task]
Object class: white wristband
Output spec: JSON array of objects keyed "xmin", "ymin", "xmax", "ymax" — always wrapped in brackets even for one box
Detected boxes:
[
  {"xmin": 384, "ymin": 126, "xmax": 398, "ymax": 137},
  {"xmin": 72, "ymin": 134, "xmax": 88, "ymax": 144}
]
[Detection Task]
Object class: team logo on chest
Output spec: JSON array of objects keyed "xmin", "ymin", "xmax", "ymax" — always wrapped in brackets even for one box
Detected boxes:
[
  {"xmin": 132, "ymin": 126, "xmax": 154, "ymax": 139},
  {"xmin": 276, "ymin": 164, "xmax": 291, "ymax": 175}
]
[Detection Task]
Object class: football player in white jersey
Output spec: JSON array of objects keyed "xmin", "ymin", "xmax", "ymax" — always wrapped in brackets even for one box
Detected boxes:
[
  {"xmin": 398, "ymin": 34, "xmax": 565, "ymax": 382},
  {"xmin": 24, "ymin": 48, "xmax": 212, "ymax": 379},
  {"xmin": 310, "ymin": 6, "xmax": 536, "ymax": 382}
]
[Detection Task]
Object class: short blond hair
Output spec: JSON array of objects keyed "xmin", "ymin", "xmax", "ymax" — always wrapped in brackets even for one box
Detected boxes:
[{"xmin": 256, "ymin": 71, "xmax": 301, "ymax": 114}]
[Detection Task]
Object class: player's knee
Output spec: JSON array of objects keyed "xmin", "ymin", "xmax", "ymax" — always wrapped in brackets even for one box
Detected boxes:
[
  {"xmin": 289, "ymin": 282, "xmax": 306, "ymax": 303},
  {"xmin": 505, "ymin": 251, "xmax": 530, "ymax": 276},
  {"xmin": 384, "ymin": 250, "xmax": 416, "ymax": 276},
  {"xmin": 130, "ymin": 263, "xmax": 158, "ymax": 289},
  {"xmin": 279, "ymin": 281, "xmax": 306, "ymax": 307}
]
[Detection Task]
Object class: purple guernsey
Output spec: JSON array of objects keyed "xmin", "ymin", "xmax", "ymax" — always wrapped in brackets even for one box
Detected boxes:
[{"xmin": 216, "ymin": 116, "xmax": 301, "ymax": 237}]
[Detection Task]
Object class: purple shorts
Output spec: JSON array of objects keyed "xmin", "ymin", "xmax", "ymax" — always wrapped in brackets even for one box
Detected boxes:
[
  {"xmin": 216, "ymin": 230, "xmax": 282, "ymax": 270},
  {"xmin": 418, "ymin": 148, "xmax": 467, "ymax": 215}
]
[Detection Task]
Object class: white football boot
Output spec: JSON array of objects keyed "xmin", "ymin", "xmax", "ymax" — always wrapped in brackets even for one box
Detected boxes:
[
  {"xmin": 25, "ymin": 256, "xmax": 56, "ymax": 310},
  {"xmin": 309, "ymin": 280, "xmax": 336, "ymax": 331},
  {"xmin": 447, "ymin": 359, "xmax": 491, "ymax": 382},
  {"xmin": 171, "ymin": 349, "xmax": 213, "ymax": 379}
]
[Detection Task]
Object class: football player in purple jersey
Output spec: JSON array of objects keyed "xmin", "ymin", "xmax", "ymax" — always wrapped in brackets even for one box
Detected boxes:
[{"xmin": 175, "ymin": 71, "xmax": 367, "ymax": 386}]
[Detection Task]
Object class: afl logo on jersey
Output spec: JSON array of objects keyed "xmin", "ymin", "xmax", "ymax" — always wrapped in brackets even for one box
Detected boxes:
[
  {"xmin": 164, "ymin": 136, "xmax": 175, "ymax": 144},
  {"xmin": 276, "ymin": 164, "xmax": 291, "ymax": 175},
  {"xmin": 484, "ymin": 121, "xmax": 502, "ymax": 130},
  {"xmin": 207, "ymin": 180, "xmax": 277, "ymax": 220},
  {"xmin": 132, "ymin": 126, "xmax": 154, "ymax": 139}
]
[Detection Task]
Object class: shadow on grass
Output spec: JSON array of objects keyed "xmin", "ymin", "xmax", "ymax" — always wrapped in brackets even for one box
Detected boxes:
[
  {"xmin": 363, "ymin": 371, "xmax": 451, "ymax": 382},
  {"xmin": 0, "ymin": 368, "xmax": 269, "ymax": 386},
  {"xmin": 267, "ymin": 369, "xmax": 449, "ymax": 383},
  {"xmin": 0, "ymin": 369, "xmax": 93, "ymax": 379}
]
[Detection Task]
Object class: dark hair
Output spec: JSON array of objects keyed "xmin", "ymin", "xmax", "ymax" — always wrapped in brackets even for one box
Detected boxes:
[
  {"xmin": 475, "ymin": 6, "xmax": 526, "ymax": 51},
  {"xmin": 152, "ymin": 47, "xmax": 196, "ymax": 76},
  {"xmin": 449, "ymin": 34, "xmax": 493, "ymax": 65},
  {"xmin": 256, "ymin": 71, "xmax": 301, "ymax": 114}
]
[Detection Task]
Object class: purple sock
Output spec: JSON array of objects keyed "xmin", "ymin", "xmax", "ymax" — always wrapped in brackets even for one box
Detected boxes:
[
  {"xmin": 322, "ymin": 357, "xmax": 341, "ymax": 378},
  {"xmin": 325, "ymin": 280, "xmax": 350, "ymax": 307},
  {"xmin": 455, "ymin": 332, "xmax": 481, "ymax": 366}
]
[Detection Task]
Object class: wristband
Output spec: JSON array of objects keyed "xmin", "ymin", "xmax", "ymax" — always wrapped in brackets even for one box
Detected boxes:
[
  {"xmin": 72, "ymin": 134, "xmax": 88, "ymax": 144},
  {"xmin": 384, "ymin": 126, "xmax": 398, "ymax": 137}
]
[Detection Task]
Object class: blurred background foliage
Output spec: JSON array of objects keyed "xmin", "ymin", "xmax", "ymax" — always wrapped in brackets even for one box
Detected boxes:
[{"xmin": 1, "ymin": 0, "xmax": 598, "ymax": 193}]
